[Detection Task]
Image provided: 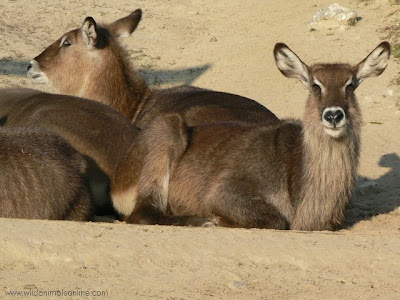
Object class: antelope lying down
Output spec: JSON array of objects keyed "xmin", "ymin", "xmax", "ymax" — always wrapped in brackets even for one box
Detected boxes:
[
  {"xmin": 0, "ymin": 127, "xmax": 92, "ymax": 221},
  {"xmin": 14, "ymin": 8, "xmax": 277, "ymax": 218},
  {"xmin": 0, "ymin": 89, "xmax": 138, "ymax": 215},
  {"xmin": 121, "ymin": 42, "xmax": 390, "ymax": 230},
  {"xmin": 27, "ymin": 9, "xmax": 279, "ymax": 128}
]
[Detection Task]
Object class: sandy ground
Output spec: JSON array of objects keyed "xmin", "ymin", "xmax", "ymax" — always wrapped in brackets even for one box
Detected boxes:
[{"xmin": 0, "ymin": 0, "xmax": 399, "ymax": 299}]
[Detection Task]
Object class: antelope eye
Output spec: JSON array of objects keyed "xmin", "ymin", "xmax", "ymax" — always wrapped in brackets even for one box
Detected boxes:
[
  {"xmin": 311, "ymin": 82, "xmax": 321, "ymax": 92},
  {"xmin": 60, "ymin": 36, "xmax": 72, "ymax": 47},
  {"xmin": 346, "ymin": 82, "xmax": 356, "ymax": 90}
]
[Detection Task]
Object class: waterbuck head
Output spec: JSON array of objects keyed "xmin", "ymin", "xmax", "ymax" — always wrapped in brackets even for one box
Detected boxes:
[
  {"xmin": 27, "ymin": 9, "xmax": 142, "ymax": 95},
  {"xmin": 274, "ymin": 42, "xmax": 390, "ymax": 139}
]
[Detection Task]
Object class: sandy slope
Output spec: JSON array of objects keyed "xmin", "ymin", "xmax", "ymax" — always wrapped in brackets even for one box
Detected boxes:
[{"xmin": 0, "ymin": 0, "xmax": 399, "ymax": 298}]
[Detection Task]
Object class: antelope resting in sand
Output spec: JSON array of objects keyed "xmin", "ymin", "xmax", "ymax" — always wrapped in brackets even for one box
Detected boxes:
[
  {"xmin": 27, "ymin": 9, "xmax": 279, "ymax": 128},
  {"xmin": 0, "ymin": 88, "xmax": 138, "ymax": 215},
  {"xmin": 0, "ymin": 127, "xmax": 92, "ymax": 221},
  {"xmin": 120, "ymin": 42, "xmax": 390, "ymax": 230}
]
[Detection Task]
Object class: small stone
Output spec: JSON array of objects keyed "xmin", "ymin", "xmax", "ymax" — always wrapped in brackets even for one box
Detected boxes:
[
  {"xmin": 308, "ymin": 3, "xmax": 358, "ymax": 28},
  {"xmin": 210, "ymin": 36, "xmax": 218, "ymax": 42},
  {"xmin": 228, "ymin": 280, "xmax": 245, "ymax": 290}
]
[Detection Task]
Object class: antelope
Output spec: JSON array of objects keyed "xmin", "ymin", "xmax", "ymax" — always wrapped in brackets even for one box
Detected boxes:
[
  {"xmin": 0, "ymin": 127, "xmax": 92, "ymax": 221},
  {"xmin": 26, "ymin": 9, "xmax": 279, "ymax": 128},
  {"xmin": 120, "ymin": 42, "xmax": 391, "ymax": 230},
  {"xmin": 0, "ymin": 88, "xmax": 138, "ymax": 215}
]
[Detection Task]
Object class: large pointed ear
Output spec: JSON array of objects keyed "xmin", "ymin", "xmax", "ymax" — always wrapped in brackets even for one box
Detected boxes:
[
  {"xmin": 354, "ymin": 41, "xmax": 390, "ymax": 83},
  {"xmin": 110, "ymin": 9, "xmax": 142, "ymax": 38},
  {"xmin": 274, "ymin": 43, "xmax": 311, "ymax": 88},
  {"xmin": 82, "ymin": 17, "xmax": 98, "ymax": 47}
]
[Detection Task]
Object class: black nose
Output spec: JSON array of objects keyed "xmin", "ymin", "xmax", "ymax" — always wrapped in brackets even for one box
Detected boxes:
[
  {"xmin": 323, "ymin": 109, "xmax": 345, "ymax": 126},
  {"xmin": 27, "ymin": 62, "xmax": 33, "ymax": 72}
]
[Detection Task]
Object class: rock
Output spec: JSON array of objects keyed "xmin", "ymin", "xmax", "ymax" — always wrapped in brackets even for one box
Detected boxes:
[
  {"xmin": 210, "ymin": 36, "xmax": 218, "ymax": 42},
  {"xmin": 357, "ymin": 180, "xmax": 380, "ymax": 196},
  {"xmin": 308, "ymin": 3, "xmax": 358, "ymax": 28}
]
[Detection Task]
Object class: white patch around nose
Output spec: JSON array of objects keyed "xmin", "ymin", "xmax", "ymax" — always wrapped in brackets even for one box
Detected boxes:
[
  {"xmin": 27, "ymin": 60, "xmax": 49, "ymax": 84},
  {"xmin": 324, "ymin": 127, "xmax": 345, "ymax": 138},
  {"xmin": 321, "ymin": 106, "xmax": 347, "ymax": 138}
]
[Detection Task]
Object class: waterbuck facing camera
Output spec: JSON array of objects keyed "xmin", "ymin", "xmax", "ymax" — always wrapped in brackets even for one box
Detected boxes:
[{"xmin": 120, "ymin": 42, "xmax": 390, "ymax": 230}]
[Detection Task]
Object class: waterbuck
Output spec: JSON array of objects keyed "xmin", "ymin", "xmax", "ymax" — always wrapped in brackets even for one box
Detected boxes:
[
  {"xmin": 121, "ymin": 42, "xmax": 390, "ymax": 230},
  {"xmin": 26, "ymin": 9, "xmax": 279, "ymax": 128},
  {"xmin": 0, "ymin": 88, "xmax": 139, "ymax": 215},
  {"xmin": 0, "ymin": 127, "xmax": 92, "ymax": 221}
]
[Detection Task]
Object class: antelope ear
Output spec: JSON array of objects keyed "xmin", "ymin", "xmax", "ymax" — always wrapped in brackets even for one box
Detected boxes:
[
  {"xmin": 354, "ymin": 41, "xmax": 390, "ymax": 83},
  {"xmin": 82, "ymin": 17, "xmax": 98, "ymax": 47},
  {"xmin": 110, "ymin": 9, "xmax": 142, "ymax": 38},
  {"xmin": 274, "ymin": 43, "xmax": 311, "ymax": 88}
]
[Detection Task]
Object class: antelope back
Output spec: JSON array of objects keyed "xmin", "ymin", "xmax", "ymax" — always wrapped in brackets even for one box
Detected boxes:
[
  {"xmin": 0, "ymin": 88, "xmax": 139, "ymax": 214},
  {"xmin": 0, "ymin": 127, "xmax": 92, "ymax": 220},
  {"xmin": 27, "ymin": 10, "xmax": 279, "ymax": 126}
]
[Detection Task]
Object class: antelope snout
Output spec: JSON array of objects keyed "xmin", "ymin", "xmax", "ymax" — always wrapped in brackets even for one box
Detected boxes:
[
  {"xmin": 322, "ymin": 107, "xmax": 346, "ymax": 128},
  {"xmin": 322, "ymin": 107, "xmax": 346, "ymax": 138},
  {"xmin": 27, "ymin": 60, "xmax": 48, "ymax": 83},
  {"xmin": 27, "ymin": 62, "xmax": 33, "ymax": 72}
]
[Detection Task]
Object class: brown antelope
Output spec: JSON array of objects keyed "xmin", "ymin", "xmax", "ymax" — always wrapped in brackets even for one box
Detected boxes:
[
  {"xmin": 0, "ymin": 88, "xmax": 138, "ymax": 215},
  {"xmin": 120, "ymin": 42, "xmax": 391, "ymax": 230},
  {"xmin": 0, "ymin": 127, "xmax": 92, "ymax": 221},
  {"xmin": 0, "ymin": 89, "xmax": 215, "ymax": 225},
  {"xmin": 27, "ymin": 9, "xmax": 279, "ymax": 128}
]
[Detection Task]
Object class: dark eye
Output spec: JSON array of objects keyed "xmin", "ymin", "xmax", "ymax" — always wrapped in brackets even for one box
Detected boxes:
[
  {"xmin": 311, "ymin": 82, "xmax": 321, "ymax": 92},
  {"xmin": 346, "ymin": 82, "xmax": 356, "ymax": 90}
]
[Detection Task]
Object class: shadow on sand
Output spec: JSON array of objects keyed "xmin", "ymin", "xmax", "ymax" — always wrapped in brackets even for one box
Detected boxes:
[
  {"xmin": 346, "ymin": 152, "xmax": 400, "ymax": 227},
  {"xmin": 0, "ymin": 58, "xmax": 211, "ymax": 87},
  {"xmin": 0, "ymin": 59, "xmax": 29, "ymax": 76},
  {"xmin": 138, "ymin": 63, "xmax": 211, "ymax": 86}
]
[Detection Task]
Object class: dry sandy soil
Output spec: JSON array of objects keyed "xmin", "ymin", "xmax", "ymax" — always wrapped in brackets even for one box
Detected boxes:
[{"xmin": 0, "ymin": 0, "xmax": 399, "ymax": 299}]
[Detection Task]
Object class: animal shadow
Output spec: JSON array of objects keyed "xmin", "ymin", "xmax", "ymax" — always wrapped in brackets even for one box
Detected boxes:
[
  {"xmin": 0, "ymin": 59, "xmax": 29, "ymax": 76},
  {"xmin": 0, "ymin": 58, "xmax": 210, "ymax": 87},
  {"xmin": 138, "ymin": 63, "xmax": 211, "ymax": 86},
  {"xmin": 345, "ymin": 152, "xmax": 400, "ymax": 227}
]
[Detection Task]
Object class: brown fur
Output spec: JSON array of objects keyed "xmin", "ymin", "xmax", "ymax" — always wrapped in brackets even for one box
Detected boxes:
[
  {"xmin": 121, "ymin": 42, "xmax": 390, "ymax": 230},
  {"xmin": 0, "ymin": 88, "xmax": 139, "ymax": 215},
  {"xmin": 28, "ymin": 9, "xmax": 279, "ymax": 127},
  {"xmin": 0, "ymin": 127, "xmax": 92, "ymax": 221},
  {"xmin": 112, "ymin": 113, "xmax": 217, "ymax": 226}
]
